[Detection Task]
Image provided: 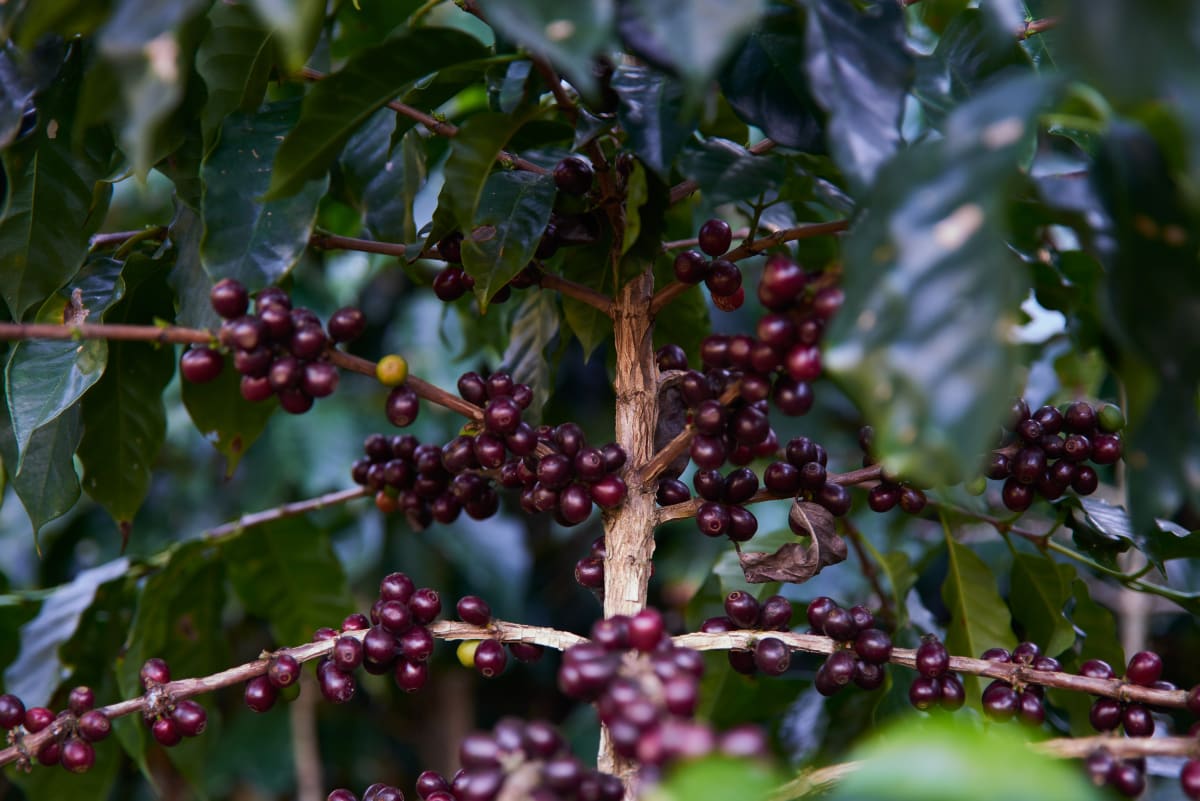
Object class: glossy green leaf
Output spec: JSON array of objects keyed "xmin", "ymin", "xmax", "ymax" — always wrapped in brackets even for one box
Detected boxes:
[
  {"xmin": 437, "ymin": 110, "xmax": 535, "ymax": 236},
  {"xmin": 803, "ymin": 0, "xmax": 911, "ymax": 192},
  {"xmin": 502, "ymin": 291, "xmax": 560, "ymax": 422},
  {"xmin": 77, "ymin": 261, "xmax": 177, "ymax": 528},
  {"xmin": 675, "ymin": 138, "xmax": 783, "ymax": 207},
  {"xmin": 557, "ymin": 243, "xmax": 614, "ymax": 359},
  {"xmin": 913, "ymin": 10, "xmax": 1033, "ymax": 128},
  {"xmin": 201, "ymin": 98, "xmax": 328, "ymax": 290},
  {"xmin": 0, "ymin": 55, "xmax": 115, "ymax": 321},
  {"xmin": 5, "ymin": 257, "xmax": 124, "ymax": 463},
  {"xmin": 941, "ymin": 536, "xmax": 1015, "ymax": 699},
  {"xmin": 244, "ymin": 0, "xmax": 324, "ymax": 71},
  {"xmin": 2, "ymin": 558, "xmax": 129, "ymax": 705},
  {"xmin": 612, "ymin": 65, "xmax": 693, "ymax": 177},
  {"xmin": 266, "ymin": 27, "xmax": 489, "ymax": 198},
  {"xmin": 824, "ymin": 74, "xmax": 1054, "ymax": 485},
  {"xmin": 1008, "ymin": 552, "xmax": 1075, "ymax": 657},
  {"xmin": 95, "ymin": 0, "xmax": 209, "ymax": 177},
  {"xmin": 166, "ymin": 204, "xmax": 223, "ymax": 330},
  {"xmin": 182, "ymin": 356, "xmax": 277, "ymax": 476},
  {"xmin": 484, "ymin": 0, "xmax": 615, "ymax": 97},
  {"xmin": 718, "ymin": 10, "xmax": 824, "ymax": 151},
  {"xmin": 0, "ymin": 46, "xmax": 32, "ymax": 148},
  {"xmin": 0, "ymin": 382, "xmax": 83, "ymax": 534},
  {"xmin": 196, "ymin": 0, "xmax": 275, "ymax": 147},
  {"xmin": 1069, "ymin": 577, "xmax": 1124, "ymax": 669},
  {"xmin": 462, "ymin": 171, "xmax": 557, "ymax": 306},
  {"xmin": 831, "ymin": 715, "xmax": 1103, "ymax": 801},
  {"xmin": 340, "ymin": 108, "xmax": 421, "ymax": 244},
  {"xmin": 222, "ymin": 517, "xmax": 354, "ymax": 646},
  {"xmin": 618, "ymin": 0, "xmax": 765, "ymax": 103},
  {"xmin": 646, "ymin": 755, "xmax": 782, "ymax": 801}
]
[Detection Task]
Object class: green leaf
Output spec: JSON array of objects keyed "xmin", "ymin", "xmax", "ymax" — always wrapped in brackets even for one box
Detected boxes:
[
  {"xmin": 95, "ymin": 0, "xmax": 210, "ymax": 177},
  {"xmin": 1069, "ymin": 577, "xmax": 1124, "ymax": 669},
  {"xmin": 0, "ymin": 54, "xmax": 115, "ymax": 320},
  {"xmin": 244, "ymin": 0, "xmax": 324, "ymax": 72},
  {"xmin": 266, "ymin": 27, "xmax": 489, "ymax": 198},
  {"xmin": 77, "ymin": 261, "xmax": 177, "ymax": 528},
  {"xmin": 166, "ymin": 203, "xmax": 222, "ymax": 331},
  {"xmin": 196, "ymin": 0, "xmax": 275, "ymax": 147},
  {"xmin": 612, "ymin": 65, "xmax": 693, "ymax": 177},
  {"xmin": 675, "ymin": 138, "xmax": 784, "ymax": 207},
  {"xmin": 652, "ymin": 255, "xmax": 710, "ymax": 364},
  {"xmin": 11, "ymin": 0, "xmax": 112, "ymax": 49},
  {"xmin": 222, "ymin": 518, "xmax": 354, "ymax": 645},
  {"xmin": 340, "ymin": 108, "xmax": 423, "ymax": 244},
  {"xmin": 1008, "ymin": 552, "xmax": 1075, "ymax": 657},
  {"xmin": 436, "ymin": 110, "xmax": 537, "ymax": 238},
  {"xmin": 0, "ymin": 382, "xmax": 83, "ymax": 534},
  {"xmin": 557, "ymin": 244, "xmax": 613, "ymax": 359},
  {"xmin": 2, "ymin": 558, "xmax": 130, "ymax": 705},
  {"xmin": 646, "ymin": 755, "xmax": 783, "ymax": 801},
  {"xmin": 618, "ymin": 0, "xmax": 765, "ymax": 104},
  {"xmin": 502, "ymin": 291, "xmax": 560, "ymax": 423},
  {"xmin": 941, "ymin": 535, "xmax": 1015, "ymax": 700},
  {"xmin": 824, "ymin": 74, "xmax": 1055, "ymax": 485},
  {"xmin": 831, "ymin": 715, "xmax": 1104, "ymax": 801},
  {"xmin": 182, "ymin": 356, "xmax": 277, "ymax": 476},
  {"xmin": 913, "ymin": 10, "xmax": 1033, "ymax": 129},
  {"xmin": 484, "ymin": 0, "xmax": 615, "ymax": 97},
  {"xmin": 802, "ymin": 0, "xmax": 912, "ymax": 193},
  {"xmin": 200, "ymin": 98, "xmax": 328, "ymax": 291},
  {"xmin": 462, "ymin": 171, "xmax": 557, "ymax": 306},
  {"xmin": 5, "ymin": 257, "xmax": 124, "ymax": 463},
  {"xmin": 719, "ymin": 10, "xmax": 824, "ymax": 151}
]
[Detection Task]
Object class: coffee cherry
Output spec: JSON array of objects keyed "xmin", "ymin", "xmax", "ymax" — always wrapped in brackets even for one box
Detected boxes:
[
  {"xmin": 705, "ymin": 259, "xmax": 742, "ymax": 297},
  {"xmin": 457, "ymin": 596, "xmax": 492, "ymax": 626},
  {"xmin": 1109, "ymin": 761, "xmax": 1145, "ymax": 797},
  {"xmin": 822, "ymin": 606, "xmax": 857, "ymax": 642},
  {"xmin": 1001, "ymin": 477, "xmax": 1034, "ymax": 511},
  {"xmin": 1079, "ymin": 658, "xmax": 1115, "ymax": 680},
  {"xmin": 908, "ymin": 676, "xmax": 941, "ymax": 710},
  {"xmin": 376, "ymin": 354, "xmax": 409, "ymax": 386},
  {"xmin": 753, "ymin": 637, "xmax": 791, "ymax": 676},
  {"xmin": 628, "ymin": 608, "xmax": 665, "ymax": 652},
  {"xmin": 1122, "ymin": 703, "xmax": 1154, "ymax": 737},
  {"xmin": 1125, "ymin": 651, "xmax": 1163, "ymax": 686},
  {"xmin": 727, "ymin": 649, "xmax": 757, "ymax": 675},
  {"xmin": 66, "ymin": 685, "xmax": 95, "ymax": 715},
  {"xmin": 1097, "ymin": 403, "xmax": 1125, "ymax": 433},
  {"xmin": 244, "ymin": 675, "xmax": 278, "ymax": 713},
  {"xmin": 898, "ymin": 487, "xmax": 927, "ymax": 514},
  {"xmin": 0, "ymin": 694, "xmax": 25, "ymax": 729},
  {"xmin": 853, "ymin": 661, "xmax": 886, "ymax": 691},
  {"xmin": 474, "ymin": 639, "xmax": 508, "ymax": 678},
  {"xmin": 940, "ymin": 674, "xmax": 966, "ymax": 710},
  {"xmin": 332, "ymin": 635, "xmax": 364, "ymax": 672},
  {"xmin": 317, "ymin": 660, "xmax": 356, "ymax": 703},
  {"xmin": 854, "ymin": 629, "xmax": 893, "ymax": 664},
  {"xmin": 171, "ymin": 699, "xmax": 207, "ymax": 737},
  {"xmin": 210, "ymin": 278, "xmax": 249, "ymax": 318},
  {"xmin": 78, "ymin": 709, "xmax": 112, "ymax": 742},
  {"xmin": 915, "ymin": 638, "xmax": 949, "ymax": 678},
  {"xmin": 327, "ymin": 791, "xmax": 358, "ymax": 801},
  {"xmin": 152, "ymin": 716, "xmax": 182, "ymax": 747},
  {"xmin": 1181, "ymin": 759, "xmax": 1200, "ymax": 800},
  {"xmin": 673, "ymin": 250, "xmax": 709, "ymax": 284},
  {"xmin": 23, "ymin": 706, "xmax": 53, "ymax": 733},
  {"xmin": 724, "ymin": 591, "xmax": 761, "ymax": 629},
  {"xmin": 180, "ymin": 347, "xmax": 224, "ymax": 383},
  {"xmin": 554, "ymin": 156, "xmax": 594, "ymax": 195},
  {"xmin": 698, "ymin": 219, "xmax": 732, "ymax": 257},
  {"xmin": 981, "ymin": 681, "xmax": 1019, "ymax": 721},
  {"xmin": 60, "ymin": 737, "xmax": 95, "ymax": 773},
  {"xmin": 141, "ymin": 657, "xmax": 171, "ymax": 688},
  {"xmin": 1088, "ymin": 697, "xmax": 1121, "ymax": 731},
  {"xmin": 806, "ymin": 597, "xmax": 836, "ymax": 632}
]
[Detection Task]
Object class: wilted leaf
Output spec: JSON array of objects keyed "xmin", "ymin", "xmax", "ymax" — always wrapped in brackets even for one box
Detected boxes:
[{"xmin": 737, "ymin": 500, "xmax": 846, "ymax": 583}]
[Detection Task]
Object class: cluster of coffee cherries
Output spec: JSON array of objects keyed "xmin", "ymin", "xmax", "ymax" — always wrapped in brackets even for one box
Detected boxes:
[
  {"xmin": 454, "ymin": 594, "xmax": 544, "ymax": 679},
  {"xmin": 700, "ymin": 592, "xmax": 794, "ymax": 676},
  {"xmin": 977, "ymin": 643, "xmax": 1060, "ymax": 725},
  {"xmin": 326, "ymin": 716, "xmax": 624, "ymax": 801},
  {"xmin": 672, "ymin": 219, "xmax": 744, "ymax": 309},
  {"xmin": 139, "ymin": 658, "xmax": 210, "ymax": 746},
  {"xmin": 243, "ymin": 572, "xmax": 441, "ymax": 710},
  {"xmin": 905, "ymin": 637, "xmax": 966, "ymax": 712},
  {"xmin": 987, "ymin": 399, "xmax": 1125, "ymax": 511},
  {"xmin": 558, "ymin": 609, "xmax": 769, "ymax": 772},
  {"xmin": 0, "ymin": 687, "xmax": 116, "ymax": 773},
  {"xmin": 352, "ymin": 432, "xmax": 503, "ymax": 527},
  {"xmin": 179, "ymin": 278, "xmax": 366, "ymax": 413},
  {"xmin": 431, "ymin": 156, "xmax": 598, "ymax": 304},
  {"xmin": 857, "ymin": 427, "xmax": 929, "ymax": 514},
  {"xmin": 804, "ymin": 597, "xmax": 896, "ymax": 695}
]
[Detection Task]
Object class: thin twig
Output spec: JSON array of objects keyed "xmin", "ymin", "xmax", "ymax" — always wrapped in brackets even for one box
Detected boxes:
[
  {"xmin": 840, "ymin": 517, "xmax": 893, "ymax": 625},
  {"xmin": 637, "ymin": 384, "xmax": 743, "ymax": 486},
  {"xmin": 539, "ymin": 273, "xmax": 614, "ymax": 316},
  {"xmin": 310, "ymin": 232, "xmax": 409, "ymax": 259},
  {"xmin": 530, "ymin": 56, "xmax": 578, "ymax": 125},
  {"xmin": 203, "ymin": 487, "xmax": 369, "ymax": 542},
  {"xmin": 1019, "ymin": 17, "xmax": 1060, "ymax": 40}
]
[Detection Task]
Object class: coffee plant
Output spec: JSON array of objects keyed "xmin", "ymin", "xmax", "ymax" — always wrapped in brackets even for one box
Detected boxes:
[{"xmin": 0, "ymin": 0, "xmax": 1198, "ymax": 799}]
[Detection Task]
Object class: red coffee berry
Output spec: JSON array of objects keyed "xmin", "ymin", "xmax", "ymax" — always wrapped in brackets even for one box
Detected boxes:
[
  {"xmin": 244, "ymin": 676, "xmax": 278, "ymax": 713},
  {"xmin": 171, "ymin": 699, "xmax": 207, "ymax": 737}
]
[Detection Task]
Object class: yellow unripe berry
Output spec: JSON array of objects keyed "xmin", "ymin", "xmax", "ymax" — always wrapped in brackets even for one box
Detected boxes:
[
  {"xmin": 456, "ymin": 640, "xmax": 481, "ymax": 668},
  {"xmin": 376, "ymin": 354, "xmax": 408, "ymax": 386}
]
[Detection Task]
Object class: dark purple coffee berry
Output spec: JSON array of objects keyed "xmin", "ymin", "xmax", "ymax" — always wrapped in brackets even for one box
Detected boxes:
[
  {"xmin": 806, "ymin": 597, "xmax": 836, "ymax": 632},
  {"xmin": 908, "ymin": 676, "xmax": 941, "ymax": 710},
  {"xmin": 326, "ymin": 307, "xmax": 366, "ymax": 342},
  {"xmin": 758, "ymin": 595, "xmax": 793, "ymax": 630},
  {"xmin": 698, "ymin": 219, "xmax": 732, "ymax": 257},
  {"xmin": 68, "ymin": 685, "xmax": 95, "ymax": 715},
  {"xmin": 590, "ymin": 475, "xmax": 628, "ymax": 509},
  {"xmin": 152, "ymin": 716, "xmax": 182, "ymax": 747},
  {"xmin": 854, "ymin": 629, "xmax": 893, "ymax": 664},
  {"xmin": 554, "ymin": 156, "xmax": 594, "ymax": 196},
  {"xmin": 753, "ymin": 637, "xmax": 791, "ymax": 676},
  {"xmin": 915, "ymin": 638, "xmax": 949, "ymax": 678},
  {"xmin": 1089, "ymin": 697, "xmax": 1122, "ymax": 731},
  {"xmin": 1002, "ymin": 477, "xmax": 1034, "ymax": 511},
  {"xmin": 141, "ymin": 657, "xmax": 171, "ymax": 688},
  {"xmin": 409, "ymin": 588, "xmax": 441, "ymax": 625},
  {"xmin": 1064, "ymin": 401, "xmax": 1097, "ymax": 433},
  {"xmin": 1122, "ymin": 703, "xmax": 1154, "ymax": 737},
  {"xmin": 457, "ymin": 596, "xmax": 492, "ymax": 626},
  {"xmin": 673, "ymin": 250, "xmax": 709, "ymax": 284},
  {"xmin": 705, "ymin": 259, "xmax": 742, "ymax": 297},
  {"xmin": 78, "ymin": 710, "xmax": 112, "ymax": 742},
  {"xmin": 724, "ymin": 591, "xmax": 761, "ymax": 629},
  {"xmin": 696, "ymin": 502, "xmax": 731, "ymax": 537},
  {"xmin": 656, "ymin": 478, "xmax": 690, "ymax": 506},
  {"xmin": 940, "ymin": 674, "xmax": 966, "ymax": 710},
  {"xmin": 1125, "ymin": 651, "xmax": 1163, "ymax": 686},
  {"xmin": 60, "ymin": 737, "xmax": 95, "ymax": 773},
  {"xmin": 180, "ymin": 347, "xmax": 224, "ymax": 383},
  {"xmin": 822, "ymin": 606, "xmax": 857, "ymax": 642},
  {"xmin": 171, "ymin": 699, "xmax": 207, "ymax": 737},
  {"xmin": 981, "ymin": 680, "xmax": 1019, "ymax": 721},
  {"xmin": 0, "ymin": 694, "xmax": 25, "ymax": 730},
  {"xmin": 210, "ymin": 278, "xmax": 249, "ymax": 318},
  {"xmin": 628, "ymin": 608, "xmax": 665, "ymax": 652},
  {"xmin": 1110, "ymin": 762, "xmax": 1145, "ymax": 797},
  {"xmin": 474, "ymin": 639, "xmax": 508, "ymax": 678},
  {"xmin": 244, "ymin": 675, "xmax": 278, "ymax": 713}
]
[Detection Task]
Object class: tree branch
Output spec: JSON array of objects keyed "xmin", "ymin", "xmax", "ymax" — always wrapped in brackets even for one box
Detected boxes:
[
  {"xmin": 1019, "ymin": 17, "xmax": 1061, "ymax": 40},
  {"xmin": 202, "ymin": 487, "xmax": 369, "ymax": 542},
  {"xmin": 538, "ymin": 273, "xmax": 614, "ymax": 316}
]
